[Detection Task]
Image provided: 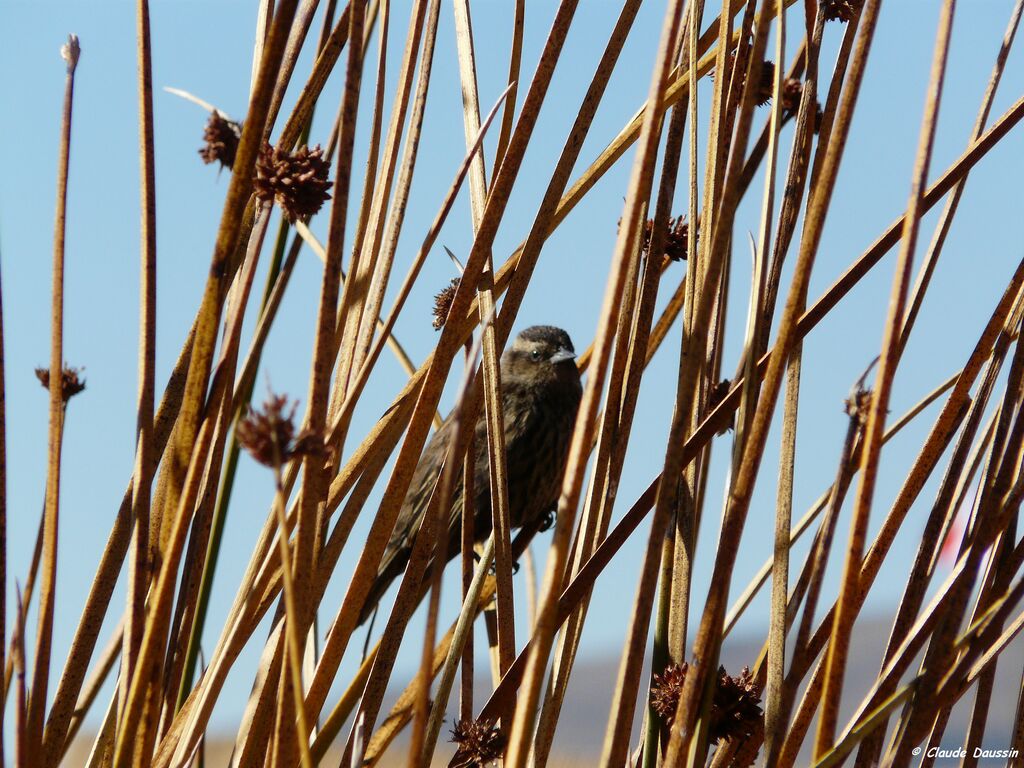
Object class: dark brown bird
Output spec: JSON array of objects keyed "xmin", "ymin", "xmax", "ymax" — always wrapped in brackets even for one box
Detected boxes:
[{"xmin": 362, "ymin": 325, "xmax": 583, "ymax": 621}]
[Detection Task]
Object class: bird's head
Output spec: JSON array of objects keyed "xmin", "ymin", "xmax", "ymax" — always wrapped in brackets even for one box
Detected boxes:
[{"xmin": 502, "ymin": 325, "xmax": 580, "ymax": 387}]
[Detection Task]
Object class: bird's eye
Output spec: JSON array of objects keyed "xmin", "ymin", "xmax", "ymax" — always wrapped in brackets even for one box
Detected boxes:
[{"xmin": 531, "ymin": 349, "xmax": 542, "ymax": 361}]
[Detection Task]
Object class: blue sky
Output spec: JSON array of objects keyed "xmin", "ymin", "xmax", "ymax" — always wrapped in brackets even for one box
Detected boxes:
[{"xmin": 2, "ymin": 0, "xmax": 1024, "ymax": 735}]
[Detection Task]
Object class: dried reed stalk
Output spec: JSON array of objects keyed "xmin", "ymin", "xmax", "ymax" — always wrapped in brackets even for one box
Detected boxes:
[
  {"xmin": 28, "ymin": 34, "xmax": 80, "ymax": 762},
  {"xmin": 13, "ymin": 4, "xmax": 1024, "ymax": 768}
]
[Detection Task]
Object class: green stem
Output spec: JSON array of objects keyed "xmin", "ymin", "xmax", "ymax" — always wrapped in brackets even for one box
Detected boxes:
[
  {"xmin": 643, "ymin": 536, "xmax": 674, "ymax": 768},
  {"xmin": 175, "ymin": 214, "xmax": 290, "ymax": 709}
]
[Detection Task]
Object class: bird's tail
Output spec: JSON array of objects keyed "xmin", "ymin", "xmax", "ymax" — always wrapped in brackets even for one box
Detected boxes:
[{"xmin": 357, "ymin": 544, "xmax": 411, "ymax": 626}]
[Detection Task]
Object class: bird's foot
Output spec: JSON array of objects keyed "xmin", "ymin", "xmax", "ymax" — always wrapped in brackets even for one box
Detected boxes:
[
  {"xmin": 489, "ymin": 558, "xmax": 521, "ymax": 576},
  {"xmin": 538, "ymin": 509, "xmax": 557, "ymax": 532}
]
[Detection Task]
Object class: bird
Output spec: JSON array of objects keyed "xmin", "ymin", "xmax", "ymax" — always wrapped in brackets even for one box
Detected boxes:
[{"xmin": 360, "ymin": 325, "xmax": 583, "ymax": 622}]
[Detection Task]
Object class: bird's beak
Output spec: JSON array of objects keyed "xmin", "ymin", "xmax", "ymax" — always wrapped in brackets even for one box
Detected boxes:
[{"xmin": 549, "ymin": 348, "xmax": 576, "ymax": 364}]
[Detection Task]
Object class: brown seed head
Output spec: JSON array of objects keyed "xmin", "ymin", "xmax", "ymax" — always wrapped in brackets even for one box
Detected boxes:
[
  {"xmin": 35, "ymin": 366, "xmax": 86, "ymax": 402},
  {"xmin": 709, "ymin": 665, "xmax": 762, "ymax": 745},
  {"xmin": 781, "ymin": 78, "xmax": 803, "ymax": 115},
  {"xmin": 714, "ymin": 57, "xmax": 776, "ymax": 107},
  {"xmin": 780, "ymin": 78, "xmax": 824, "ymax": 133},
  {"xmin": 650, "ymin": 661, "xmax": 689, "ymax": 723},
  {"xmin": 199, "ymin": 111, "xmax": 243, "ymax": 170},
  {"xmin": 237, "ymin": 393, "xmax": 324, "ymax": 468},
  {"xmin": 450, "ymin": 718, "xmax": 505, "ymax": 767},
  {"xmin": 821, "ymin": 0, "xmax": 862, "ymax": 22},
  {"xmin": 753, "ymin": 59, "xmax": 777, "ymax": 107},
  {"xmin": 845, "ymin": 387, "xmax": 873, "ymax": 425},
  {"xmin": 649, "ymin": 216, "xmax": 693, "ymax": 262},
  {"xmin": 254, "ymin": 143, "xmax": 332, "ymax": 222},
  {"xmin": 650, "ymin": 663, "xmax": 762, "ymax": 745},
  {"xmin": 635, "ymin": 215, "xmax": 694, "ymax": 262},
  {"xmin": 432, "ymin": 276, "xmax": 461, "ymax": 330},
  {"xmin": 707, "ymin": 378, "xmax": 735, "ymax": 434}
]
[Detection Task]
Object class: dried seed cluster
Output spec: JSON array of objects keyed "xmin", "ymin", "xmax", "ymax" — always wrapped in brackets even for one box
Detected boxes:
[
  {"xmin": 845, "ymin": 386, "xmax": 873, "ymax": 425},
  {"xmin": 199, "ymin": 111, "xmax": 243, "ymax": 170},
  {"xmin": 650, "ymin": 663, "xmax": 762, "ymax": 745},
  {"xmin": 780, "ymin": 78, "xmax": 824, "ymax": 132},
  {"xmin": 432, "ymin": 276, "xmax": 461, "ymax": 330},
  {"xmin": 254, "ymin": 143, "xmax": 332, "ymax": 222},
  {"xmin": 712, "ymin": 666, "xmax": 762, "ymax": 744},
  {"xmin": 35, "ymin": 366, "xmax": 86, "ymax": 402},
  {"xmin": 752, "ymin": 59, "xmax": 777, "ymax": 107},
  {"xmin": 650, "ymin": 661, "xmax": 690, "ymax": 723},
  {"xmin": 821, "ymin": 0, "xmax": 862, "ymax": 23},
  {"xmin": 642, "ymin": 215, "xmax": 693, "ymax": 263},
  {"xmin": 713, "ymin": 57, "xmax": 777, "ymax": 107},
  {"xmin": 707, "ymin": 378, "xmax": 736, "ymax": 434},
  {"xmin": 236, "ymin": 394, "xmax": 323, "ymax": 468},
  {"xmin": 450, "ymin": 717, "xmax": 506, "ymax": 767}
]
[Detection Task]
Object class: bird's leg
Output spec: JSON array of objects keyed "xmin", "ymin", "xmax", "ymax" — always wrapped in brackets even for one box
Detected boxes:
[
  {"xmin": 538, "ymin": 508, "xmax": 557, "ymax": 532},
  {"xmin": 473, "ymin": 545, "xmax": 518, "ymax": 576},
  {"xmin": 489, "ymin": 555, "xmax": 521, "ymax": 576}
]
